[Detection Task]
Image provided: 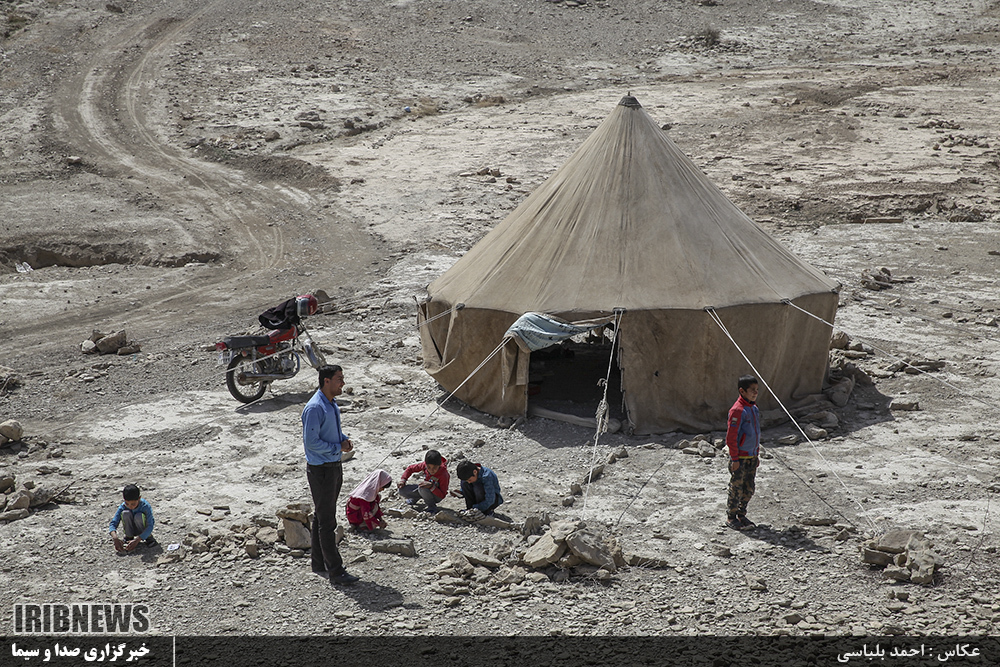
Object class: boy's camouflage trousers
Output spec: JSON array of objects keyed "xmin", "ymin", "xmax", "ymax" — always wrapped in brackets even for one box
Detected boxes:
[{"xmin": 727, "ymin": 456, "xmax": 759, "ymax": 519}]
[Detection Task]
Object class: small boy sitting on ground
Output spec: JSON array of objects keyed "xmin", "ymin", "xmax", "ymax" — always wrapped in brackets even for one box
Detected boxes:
[
  {"xmin": 108, "ymin": 484, "xmax": 156, "ymax": 553},
  {"xmin": 398, "ymin": 450, "xmax": 449, "ymax": 512},
  {"xmin": 451, "ymin": 461, "xmax": 504, "ymax": 516}
]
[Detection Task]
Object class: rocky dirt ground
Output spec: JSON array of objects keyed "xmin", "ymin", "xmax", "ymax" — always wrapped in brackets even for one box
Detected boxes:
[{"xmin": 1, "ymin": 0, "xmax": 1000, "ymax": 640}]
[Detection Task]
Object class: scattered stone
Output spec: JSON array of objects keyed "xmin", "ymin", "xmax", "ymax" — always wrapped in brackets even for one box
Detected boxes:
[
  {"xmin": 263, "ymin": 130, "xmax": 280, "ymax": 142},
  {"xmin": 625, "ymin": 552, "xmax": 672, "ymax": 569},
  {"xmin": 253, "ymin": 525, "xmax": 278, "ymax": 546},
  {"xmin": 522, "ymin": 533, "xmax": 566, "ymax": 568},
  {"xmin": 244, "ymin": 540, "xmax": 259, "ymax": 558},
  {"xmin": 372, "ymin": 538, "xmax": 417, "ymax": 557},
  {"xmin": 803, "ymin": 424, "xmax": 828, "ymax": 439},
  {"xmin": 776, "ymin": 434, "xmax": 799, "ymax": 446},
  {"xmin": 862, "ymin": 548, "xmax": 894, "ymax": 567},
  {"xmin": 462, "ymin": 552, "xmax": 502, "ymax": 569},
  {"xmin": 156, "ymin": 544, "xmax": 186, "ymax": 565},
  {"xmin": 281, "ymin": 518, "xmax": 311, "ymax": 549},
  {"xmin": 800, "ymin": 516, "xmax": 837, "ymax": 526},
  {"xmin": 825, "ymin": 377, "xmax": 855, "ymax": 407},
  {"xmin": 494, "ymin": 566, "xmax": 526, "ymax": 585},
  {"xmin": 830, "ymin": 330, "xmax": 850, "ymax": 350},
  {"xmin": 745, "ymin": 575, "xmax": 768, "ymax": 591},
  {"xmin": 0, "ymin": 420, "xmax": 23, "ymax": 442},
  {"xmin": 276, "ymin": 504, "xmax": 311, "ymax": 524},
  {"xmin": 562, "ymin": 496, "xmax": 576, "ymax": 507},
  {"xmin": 521, "ymin": 513, "xmax": 548, "ymax": 536},
  {"xmin": 889, "ymin": 398, "xmax": 920, "ymax": 412},
  {"xmin": 887, "ymin": 358, "xmax": 945, "ymax": 374},
  {"xmin": 7, "ymin": 489, "xmax": 31, "ymax": 510},
  {"xmin": 95, "ymin": 330, "xmax": 128, "ymax": 355},
  {"xmin": 0, "ymin": 476, "xmax": 15, "ymax": 493},
  {"xmin": 565, "ymin": 528, "xmax": 616, "ymax": 572},
  {"xmin": 117, "ymin": 344, "xmax": 141, "ymax": 356},
  {"xmin": 549, "ymin": 519, "xmax": 582, "ymax": 542},
  {"xmin": 28, "ymin": 485, "xmax": 61, "ymax": 507},
  {"xmin": 0, "ymin": 508, "xmax": 30, "ymax": 523},
  {"xmin": 196, "ymin": 508, "xmax": 213, "ymax": 516},
  {"xmin": 579, "ymin": 465, "xmax": 604, "ymax": 485}
]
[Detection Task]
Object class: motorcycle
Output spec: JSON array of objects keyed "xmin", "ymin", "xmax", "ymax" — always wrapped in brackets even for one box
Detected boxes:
[{"xmin": 215, "ymin": 324, "xmax": 326, "ymax": 403}]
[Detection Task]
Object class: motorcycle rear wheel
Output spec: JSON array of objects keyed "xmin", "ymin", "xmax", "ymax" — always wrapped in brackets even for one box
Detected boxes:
[{"xmin": 226, "ymin": 355, "xmax": 268, "ymax": 403}]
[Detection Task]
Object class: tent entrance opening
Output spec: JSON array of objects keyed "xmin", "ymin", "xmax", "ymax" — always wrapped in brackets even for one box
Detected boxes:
[{"xmin": 526, "ymin": 336, "xmax": 625, "ymax": 426}]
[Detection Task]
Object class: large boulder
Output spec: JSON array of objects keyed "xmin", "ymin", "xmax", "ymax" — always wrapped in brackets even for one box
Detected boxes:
[
  {"xmin": 372, "ymin": 538, "xmax": 417, "ymax": 557},
  {"xmin": 565, "ymin": 528, "xmax": 616, "ymax": 572},
  {"xmin": 522, "ymin": 532, "xmax": 565, "ymax": 568},
  {"xmin": 7, "ymin": 489, "xmax": 31, "ymax": 511},
  {"xmin": 281, "ymin": 517, "xmax": 311, "ymax": 549},
  {"xmin": 0, "ymin": 419, "xmax": 23, "ymax": 442},
  {"xmin": 0, "ymin": 508, "xmax": 30, "ymax": 523},
  {"xmin": 95, "ymin": 330, "xmax": 128, "ymax": 355}
]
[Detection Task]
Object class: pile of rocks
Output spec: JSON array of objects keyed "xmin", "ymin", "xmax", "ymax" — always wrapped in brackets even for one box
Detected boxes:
[
  {"xmin": 518, "ymin": 518, "xmax": 623, "ymax": 582},
  {"xmin": 276, "ymin": 502, "xmax": 313, "ymax": 552},
  {"xmin": 424, "ymin": 518, "xmax": 631, "ymax": 606},
  {"xmin": 861, "ymin": 529, "xmax": 943, "ymax": 585},
  {"xmin": 81, "ymin": 329, "xmax": 140, "ymax": 355},
  {"xmin": 173, "ymin": 513, "xmax": 283, "ymax": 565},
  {"xmin": 0, "ymin": 474, "xmax": 68, "ymax": 524}
]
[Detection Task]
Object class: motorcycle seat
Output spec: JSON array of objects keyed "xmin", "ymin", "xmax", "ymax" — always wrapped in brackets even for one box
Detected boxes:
[{"xmin": 224, "ymin": 335, "xmax": 273, "ymax": 349}]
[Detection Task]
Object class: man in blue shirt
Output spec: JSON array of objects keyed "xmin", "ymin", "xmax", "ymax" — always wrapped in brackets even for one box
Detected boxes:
[{"xmin": 302, "ymin": 365, "xmax": 359, "ymax": 585}]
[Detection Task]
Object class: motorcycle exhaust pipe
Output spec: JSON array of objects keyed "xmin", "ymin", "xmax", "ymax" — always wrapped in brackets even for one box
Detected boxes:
[{"xmin": 237, "ymin": 372, "xmax": 295, "ymax": 382}]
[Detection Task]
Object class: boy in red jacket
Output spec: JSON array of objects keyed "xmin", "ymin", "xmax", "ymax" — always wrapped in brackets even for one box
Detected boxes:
[
  {"xmin": 398, "ymin": 449, "xmax": 449, "ymax": 512},
  {"xmin": 726, "ymin": 375, "xmax": 761, "ymax": 530}
]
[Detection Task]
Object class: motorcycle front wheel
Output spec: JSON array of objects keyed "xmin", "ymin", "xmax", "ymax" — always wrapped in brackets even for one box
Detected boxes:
[{"xmin": 226, "ymin": 355, "xmax": 268, "ymax": 403}]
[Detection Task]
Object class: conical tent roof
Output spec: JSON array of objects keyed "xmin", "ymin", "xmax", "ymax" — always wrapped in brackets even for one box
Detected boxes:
[
  {"xmin": 429, "ymin": 96, "xmax": 839, "ymax": 311},
  {"xmin": 419, "ymin": 96, "xmax": 839, "ymax": 433}
]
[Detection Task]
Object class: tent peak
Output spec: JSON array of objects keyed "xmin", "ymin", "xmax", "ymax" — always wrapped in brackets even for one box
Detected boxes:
[{"xmin": 618, "ymin": 94, "xmax": 641, "ymax": 108}]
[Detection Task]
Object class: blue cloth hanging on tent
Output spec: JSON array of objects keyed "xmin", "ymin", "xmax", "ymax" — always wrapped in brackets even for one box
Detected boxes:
[{"xmin": 503, "ymin": 312, "xmax": 611, "ymax": 352}]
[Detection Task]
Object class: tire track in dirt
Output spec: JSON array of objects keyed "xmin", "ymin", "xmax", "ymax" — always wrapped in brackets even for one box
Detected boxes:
[
  {"xmin": 16, "ymin": 1, "xmax": 377, "ymax": 358},
  {"xmin": 58, "ymin": 7, "xmax": 284, "ymax": 269}
]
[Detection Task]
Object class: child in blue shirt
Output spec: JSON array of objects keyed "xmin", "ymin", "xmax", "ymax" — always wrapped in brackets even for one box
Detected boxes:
[{"xmin": 108, "ymin": 484, "xmax": 156, "ymax": 553}]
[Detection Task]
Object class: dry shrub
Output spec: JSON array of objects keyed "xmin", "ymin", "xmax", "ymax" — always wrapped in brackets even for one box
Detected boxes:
[{"xmin": 700, "ymin": 25, "xmax": 721, "ymax": 47}]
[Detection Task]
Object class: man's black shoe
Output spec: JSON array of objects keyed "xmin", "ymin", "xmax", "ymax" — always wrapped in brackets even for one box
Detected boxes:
[
  {"xmin": 330, "ymin": 570, "xmax": 360, "ymax": 585},
  {"xmin": 144, "ymin": 537, "xmax": 158, "ymax": 547}
]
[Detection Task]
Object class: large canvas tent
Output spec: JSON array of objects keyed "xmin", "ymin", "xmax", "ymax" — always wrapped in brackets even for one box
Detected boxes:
[{"xmin": 418, "ymin": 95, "xmax": 840, "ymax": 433}]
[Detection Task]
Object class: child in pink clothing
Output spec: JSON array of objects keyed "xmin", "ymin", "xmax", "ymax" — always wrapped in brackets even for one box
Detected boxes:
[{"xmin": 345, "ymin": 469, "xmax": 392, "ymax": 531}]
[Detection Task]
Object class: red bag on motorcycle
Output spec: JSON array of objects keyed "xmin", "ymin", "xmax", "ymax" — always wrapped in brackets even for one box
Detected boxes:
[{"xmin": 258, "ymin": 295, "xmax": 317, "ymax": 330}]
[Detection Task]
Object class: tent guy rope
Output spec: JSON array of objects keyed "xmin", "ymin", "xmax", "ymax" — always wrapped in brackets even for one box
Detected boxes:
[
  {"xmin": 581, "ymin": 309, "xmax": 624, "ymax": 519},
  {"xmin": 705, "ymin": 306, "xmax": 880, "ymax": 533},
  {"xmin": 782, "ymin": 299, "xmax": 997, "ymax": 411}
]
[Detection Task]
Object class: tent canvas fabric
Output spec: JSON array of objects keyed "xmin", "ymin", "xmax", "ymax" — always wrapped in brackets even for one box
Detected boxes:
[{"xmin": 418, "ymin": 95, "xmax": 839, "ymax": 433}]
